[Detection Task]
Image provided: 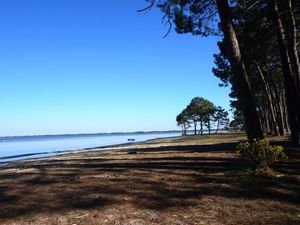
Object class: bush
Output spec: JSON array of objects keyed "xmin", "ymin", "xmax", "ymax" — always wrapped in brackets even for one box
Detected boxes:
[{"xmin": 236, "ymin": 138, "xmax": 286, "ymax": 175}]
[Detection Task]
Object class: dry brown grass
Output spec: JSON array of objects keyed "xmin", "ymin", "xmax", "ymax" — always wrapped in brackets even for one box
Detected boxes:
[{"xmin": 0, "ymin": 133, "xmax": 299, "ymax": 225}]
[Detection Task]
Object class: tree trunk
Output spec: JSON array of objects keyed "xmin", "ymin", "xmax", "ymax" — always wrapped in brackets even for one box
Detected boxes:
[
  {"xmin": 269, "ymin": 77, "xmax": 286, "ymax": 136},
  {"xmin": 258, "ymin": 105, "xmax": 269, "ymax": 134},
  {"xmin": 268, "ymin": 0, "xmax": 300, "ymax": 145},
  {"xmin": 216, "ymin": 0, "xmax": 264, "ymax": 140},
  {"xmin": 256, "ymin": 64, "xmax": 280, "ymax": 135},
  {"xmin": 282, "ymin": 89, "xmax": 291, "ymax": 134},
  {"xmin": 265, "ymin": 105, "xmax": 272, "ymax": 134},
  {"xmin": 278, "ymin": 95, "xmax": 287, "ymax": 136},
  {"xmin": 200, "ymin": 120, "xmax": 203, "ymax": 135},
  {"xmin": 193, "ymin": 119, "xmax": 197, "ymax": 135},
  {"xmin": 287, "ymin": 0, "xmax": 300, "ymax": 90},
  {"xmin": 215, "ymin": 120, "xmax": 220, "ymax": 134}
]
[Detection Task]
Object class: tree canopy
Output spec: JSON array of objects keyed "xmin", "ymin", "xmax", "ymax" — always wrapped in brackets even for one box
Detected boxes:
[{"xmin": 176, "ymin": 97, "xmax": 228, "ymax": 135}]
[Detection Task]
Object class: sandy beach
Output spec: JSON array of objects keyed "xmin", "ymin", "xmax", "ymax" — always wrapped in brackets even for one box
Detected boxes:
[{"xmin": 0, "ymin": 133, "xmax": 299, "ymax": 225}]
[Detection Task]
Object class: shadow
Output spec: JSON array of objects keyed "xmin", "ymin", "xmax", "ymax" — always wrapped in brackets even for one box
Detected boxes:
[
  {"xmin": 0, "ymin": 140, "xmax": 299, "ymax": 224},
  {"xmin": 123, "ymin": 142, "xmax": 239, "ymax": 153}
]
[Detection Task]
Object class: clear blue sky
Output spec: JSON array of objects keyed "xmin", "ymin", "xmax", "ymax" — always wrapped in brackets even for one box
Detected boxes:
[{"xmin": 0, "ymin": 0, "xmax": 230, "ymax": 136}]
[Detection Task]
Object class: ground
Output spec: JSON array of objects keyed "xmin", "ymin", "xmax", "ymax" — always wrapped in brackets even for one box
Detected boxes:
[{"xmin": 0, "ymin": 133, "xmax": 299, "ymax": 225}]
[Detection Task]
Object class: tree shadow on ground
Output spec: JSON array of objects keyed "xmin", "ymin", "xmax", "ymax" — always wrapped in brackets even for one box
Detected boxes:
[{"xmin": 0, "ymin": 141, "xmax": 299, "ymax": 221}]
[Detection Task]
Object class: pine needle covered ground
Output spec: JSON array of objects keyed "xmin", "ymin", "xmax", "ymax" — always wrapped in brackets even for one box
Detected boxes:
[{"xmin": 0, "ymin": 133, "xmax": 299, "ymax": 225}]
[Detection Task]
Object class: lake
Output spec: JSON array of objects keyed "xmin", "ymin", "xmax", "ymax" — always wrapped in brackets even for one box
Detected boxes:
[{"xmin": 0, "ymin": 132, "xmax": 181, "ymax": 162}]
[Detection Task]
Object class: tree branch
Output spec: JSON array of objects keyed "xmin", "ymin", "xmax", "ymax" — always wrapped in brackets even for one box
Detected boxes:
[
  {"xmin": 163, "ymin": 20, "xmax": 173, "ymax": 38},
  {"xmin": 137, "ymin": 0, "xmax": 156, "ymax": 13}
]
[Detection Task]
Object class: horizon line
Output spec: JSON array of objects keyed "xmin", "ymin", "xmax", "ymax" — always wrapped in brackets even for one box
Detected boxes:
[{"xmin": 0, "ymin": 130, "xmax": 182, "ymax": 139}]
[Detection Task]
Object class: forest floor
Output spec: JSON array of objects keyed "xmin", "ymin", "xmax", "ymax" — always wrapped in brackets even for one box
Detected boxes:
[{"xmin": 0, "ymin": 133, "xmax": 299, "ymax": 225}]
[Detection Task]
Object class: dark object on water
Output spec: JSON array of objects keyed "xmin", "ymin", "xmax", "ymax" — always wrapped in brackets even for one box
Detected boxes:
[
  {"xmin": 128, "ymin": 139, "xmax": 135, "ymax": 141},
  {"xmin": 127, "ymin": 149, "xmax": 137, "ymax": 154}
]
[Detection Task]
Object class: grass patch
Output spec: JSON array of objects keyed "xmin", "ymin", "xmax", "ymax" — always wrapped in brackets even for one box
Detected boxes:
[
  {"xmin": 17, "ymin": 212, "xmax": 34, "ymax": 220},
  {"xmin": 67, "ymin": 211, "xmax": 81, "ymax": 219},
  {"xmin": 196, "ymin": 204, "xmax": 209, "ymax": 210},
  {"xmin": 148, "ymin": 133, "xmax": 247, "ymax": 146},
  {"xmin": 67, "ymin": 211, "xmax": 89, "ymax": 220},
  {"xmin": 224, "ymin": 168, "xmax": 253, "ymax": 177}
]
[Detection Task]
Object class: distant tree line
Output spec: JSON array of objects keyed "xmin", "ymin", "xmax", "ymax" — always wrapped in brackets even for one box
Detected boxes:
[
  {"xmin": 142, "ymin": 0, "xmax": 300, "ymax": 145},
  {"xmin": 176, "ymin": 97, "xmax": 229, "ymax": 135}
]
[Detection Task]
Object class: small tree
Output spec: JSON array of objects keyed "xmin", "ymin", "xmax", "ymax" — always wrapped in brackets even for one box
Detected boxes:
[
  {"xmin": 186, "ymin": 97, "xmax": 204, "ymax": 135},
  {"xmin": 202, "ymin": 101, "xmax": 216, "ymax": 135},
  {"xmin": 186, "ymin": 103, "xmax": 199, "ymax": 135},
  {"xmin": 229, "ymin": 110, "xmax": 245, "ymax": 131},
  {"xmin": 176, "ymin": 109, "xmax": 190, "ymax": 135},
  {"xmin": 186, "ymin": 97, "xmax": 215, "ymax": 135},
  {"xmin": 214, "ymin": 106, "xmax": 229, "ymax": 134},
  {"xmin": 177, "ymin": 97, "xmax": 219, "ymax": 135}
]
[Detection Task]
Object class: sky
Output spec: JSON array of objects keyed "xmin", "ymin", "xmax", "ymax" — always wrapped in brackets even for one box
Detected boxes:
[{"xmin": 0, "ymin": 0, "xmax": 230, "ymax": 136}]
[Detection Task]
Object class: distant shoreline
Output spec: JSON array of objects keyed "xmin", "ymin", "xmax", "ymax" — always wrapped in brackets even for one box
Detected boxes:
[
  {"xmin": 0, "ymin": 129, "xmax": 235, "ymax": 141},
  {"xmin": 0, "ymin": 130, "xmax": 181, "ymax": 141}
]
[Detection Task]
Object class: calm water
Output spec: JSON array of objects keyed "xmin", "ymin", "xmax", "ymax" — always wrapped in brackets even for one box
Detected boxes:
[{"xmin": 0, "ymin": 132, "xmax": 180, "ymax": 162}]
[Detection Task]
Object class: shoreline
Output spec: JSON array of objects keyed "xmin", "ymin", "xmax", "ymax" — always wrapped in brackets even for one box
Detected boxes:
[
  {"xmin": 0, "ymin": 134, "xmax": 183, "ymax": 165},
  {"xmin": 0, "ymin": 130, "xmax": 181, "ymax": 141},
  {"xmin": 0, "ymin": 132, "xmax": 244, "ymax": 168},
  {"xmin": 0, "ymin": 131, "xmax": 236, "ymax": 163}
]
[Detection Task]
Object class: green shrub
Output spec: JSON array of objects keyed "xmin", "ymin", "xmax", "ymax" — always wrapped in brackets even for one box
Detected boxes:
[{"xmin": 236, "ymin": 138, "xmax": 286, "ymax": 174}]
